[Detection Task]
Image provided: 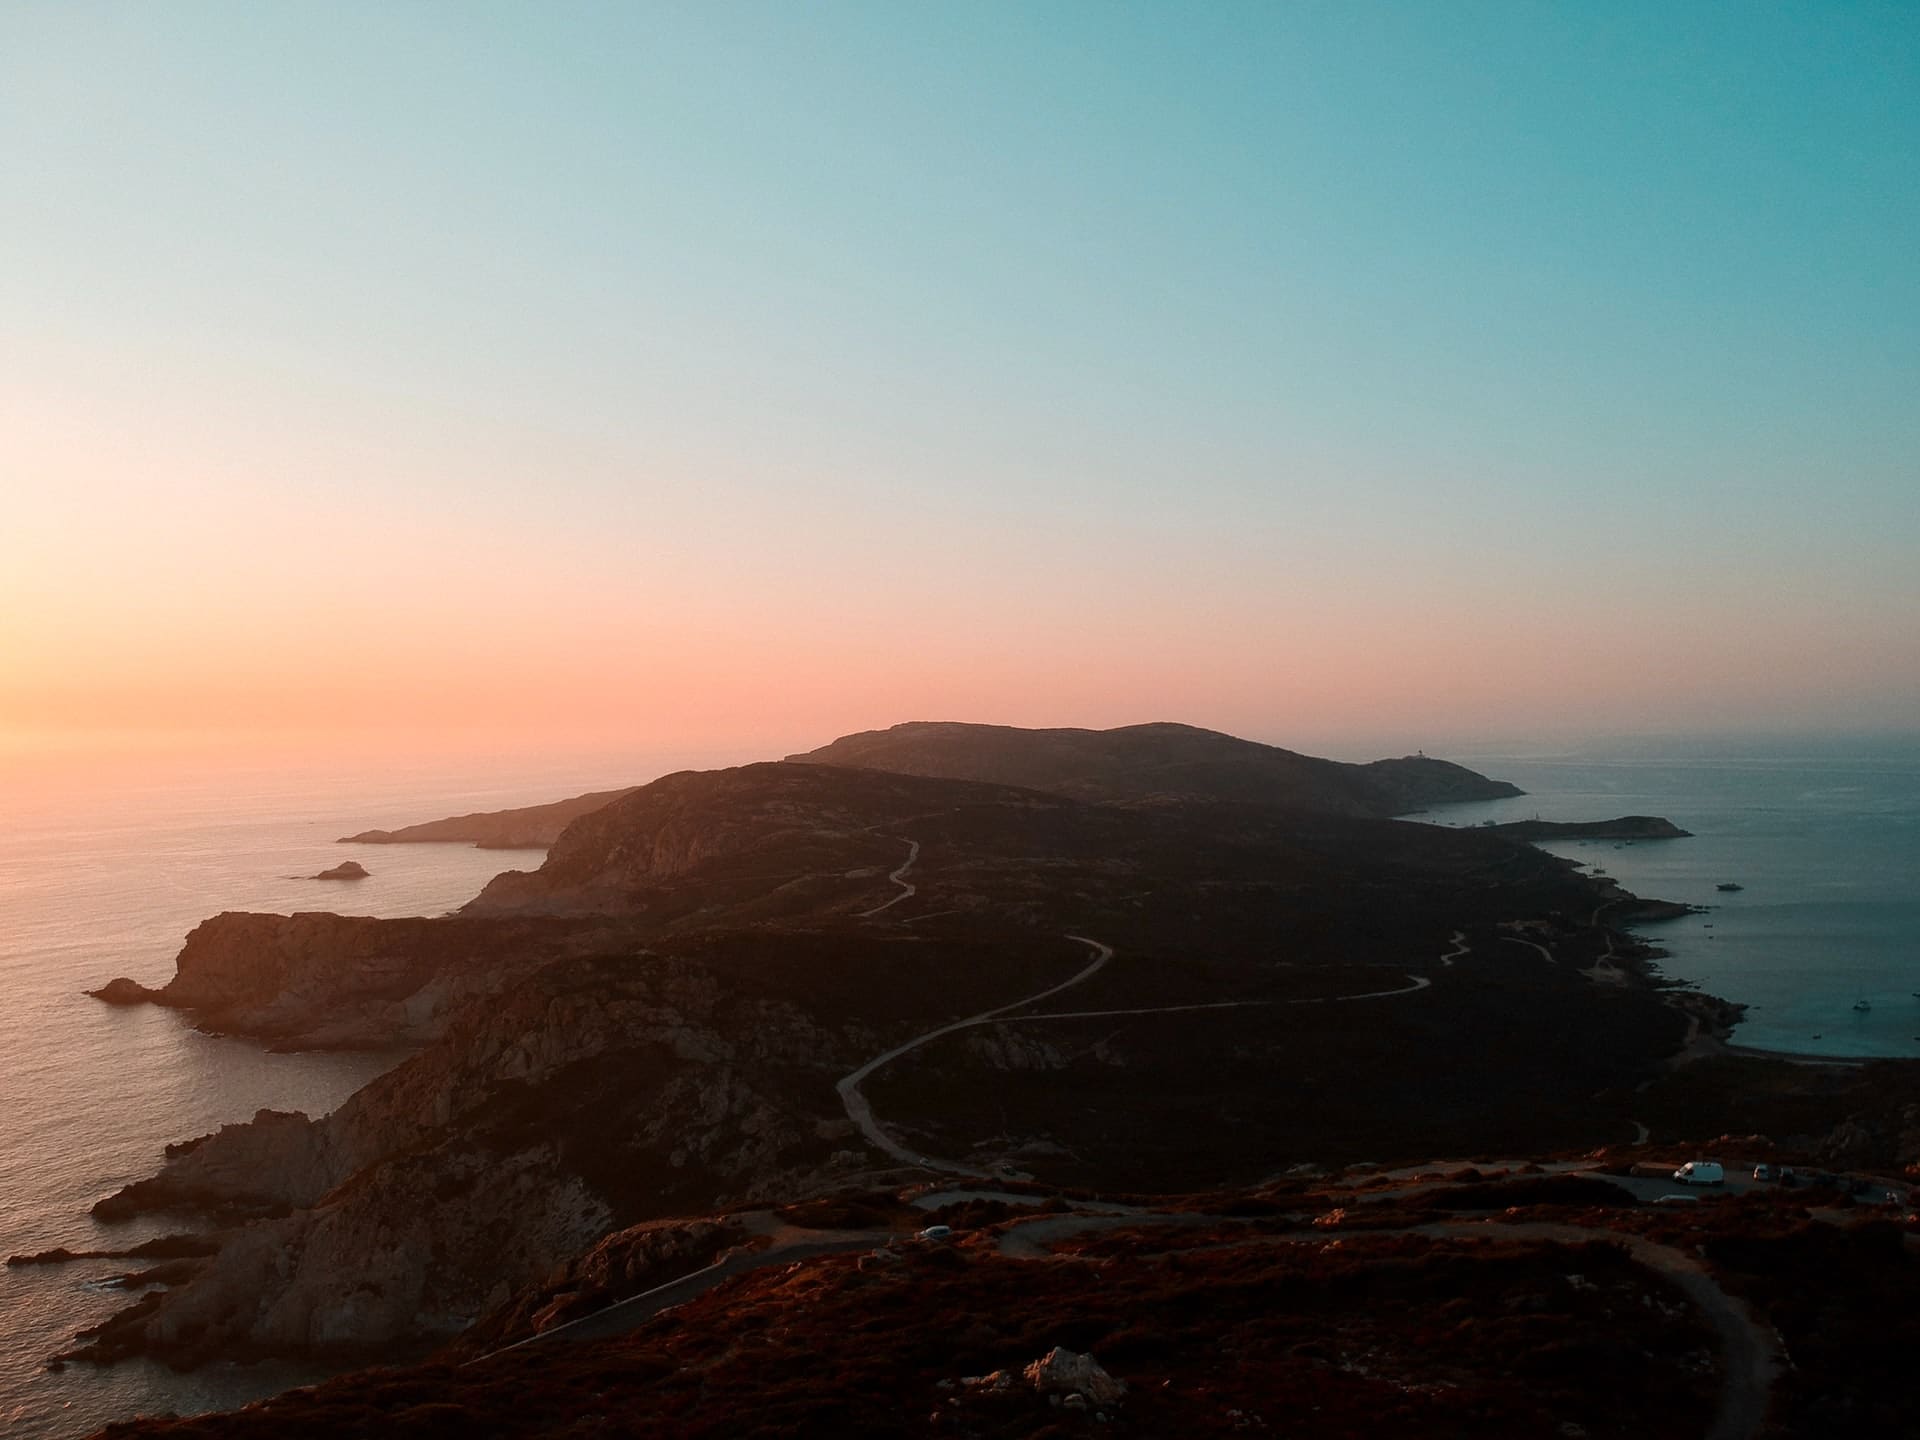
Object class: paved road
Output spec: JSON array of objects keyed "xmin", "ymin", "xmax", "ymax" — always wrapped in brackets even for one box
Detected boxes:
[
  {"xmin": 838, "ymin": 920, "xmax": 1471, "ymax": 1176},
  {"xmin": 857, "ymin": 837, "xmax": 921, "ymax": 918},
  {"xmin": 1001, "ymin": 973, "xmax": 1432, "ymax": 1025},
  {"xmin": 1491, "ymin": 1220, "xmax": 1779, "ymax": 1440},
  {"xmin": 834, "ymin": 935, "xmax": 1115, "ymax": 1176}
]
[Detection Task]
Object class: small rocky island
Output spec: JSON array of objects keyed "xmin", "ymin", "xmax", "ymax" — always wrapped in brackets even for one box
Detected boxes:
[
  {"xmin": 313, "ymin": 861, "xmax": 370, "ymax": 881},
  {"xmin": 1481, "ymin": 815, "xmax": 1692, "ymax": 840}
]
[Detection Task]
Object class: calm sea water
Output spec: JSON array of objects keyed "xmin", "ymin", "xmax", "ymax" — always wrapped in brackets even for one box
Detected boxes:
[
  {"xmin": 1425, "ymin": 733, "xmax": 1920, "ymax": 1058},
  {"xmin": 0, "ymin": 744, "xmax": 724, "ymax": 1440},
  {"xmin": 2, "ymin": 732, "xmax": 1913, "ymax": 1434}
]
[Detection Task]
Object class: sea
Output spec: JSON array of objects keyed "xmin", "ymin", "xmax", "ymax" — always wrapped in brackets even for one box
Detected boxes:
[
  {"xmin": 1423, "ymin": 732, "xmax": 1920, "ymax": 1057},
  {"xmin": 0, "ymin": 741, "xmax": 744, "ymax": 1440},
  {"xmin": 1, "ymin": 730, "xmax": 1916, "ymax": 1436}
]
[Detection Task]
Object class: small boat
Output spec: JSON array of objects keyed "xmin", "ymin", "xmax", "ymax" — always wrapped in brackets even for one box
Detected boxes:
[
  {"xmin": 1716, "ymin": 882, "xmax": 1743, "ymax": 892},
  {"xmin": 1853, "ymin": 1000, "xmax": 1872, "ymax": 1012}
]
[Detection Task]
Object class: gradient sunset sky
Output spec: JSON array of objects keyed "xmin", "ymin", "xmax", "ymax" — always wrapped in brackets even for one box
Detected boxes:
[{"xmin": 4, "ymin": 3, "xmax": 1916, "ymax": 762}]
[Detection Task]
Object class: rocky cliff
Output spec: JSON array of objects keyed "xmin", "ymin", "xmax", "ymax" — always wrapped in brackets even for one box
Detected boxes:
[
  {"xmin": 90, "ymin": 912, "xmax": 609, "ymax": 1049},
  {"xmin": 76, "ymin": 939, "xmax": 893, "ymax": 1363}
]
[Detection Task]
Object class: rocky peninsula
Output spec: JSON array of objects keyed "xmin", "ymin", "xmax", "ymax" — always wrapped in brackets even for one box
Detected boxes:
[{"xmin": 65, "ymin": 721, "xmax": 1910, "ymax": 1435}]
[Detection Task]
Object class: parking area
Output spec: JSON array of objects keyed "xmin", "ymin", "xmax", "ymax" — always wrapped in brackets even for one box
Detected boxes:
[{"xmin": 1604, "ymin": 1161, "xmax": 1908, "ymax": 1208}]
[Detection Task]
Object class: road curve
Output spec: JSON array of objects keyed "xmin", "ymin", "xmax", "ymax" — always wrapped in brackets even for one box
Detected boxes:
[
  {"xmin": 1002, "ymin": 972, "xmax": 1431, "ymax": 1025},
  {"xmin": 1501, "ymin": 933, "xmax": 1555, "ymax": 965},
  {"xmin": 835, "ymin": 935, "xmax": 1115, "ymax": 1175},
  {"xmin": 996, "ymin": 1211, "xmax": 1779, "ymax": 1440},
  {"xmin": 857, "ymin": 837, "xmax": 921, "ymax": 918},
  {"xmin": 839, "ymin": 930, "xmax": 1462, "ymax": 1173},
  {"xmin": 491, "ymin": 1199, "xmax": 1777, "ymax": 1440},
  {"xmin": 1492, "ymin": 1221, "xmax": 1780, "ymax": 1440}
]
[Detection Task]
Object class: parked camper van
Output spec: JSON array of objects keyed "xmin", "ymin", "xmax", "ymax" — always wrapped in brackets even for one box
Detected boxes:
[{"xmin": 1673, "ymin": 1161, "xmax": 1725, "ymax": 1186}]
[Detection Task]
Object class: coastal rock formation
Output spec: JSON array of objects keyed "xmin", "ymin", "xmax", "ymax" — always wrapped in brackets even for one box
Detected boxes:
[
  {"xmin": 339, "ymin": 787, "xmax": 638, "ymax": 850},
  {"xmin": 93, "ymin": 1109, "xmax": 341, "ymax": 1222},
  {"xmin": 90, "ymin": 911, "xmax": 609, "ymax": 1049},
  {"xmin": 77, "ymin": 940, "xmax": 905, "ymax": 1363},
  {"xmin": 1485, "ymin": 816, "xmax": 1693, "ymax": 840},
  {"xmin": 87, "ymin": 977, "xmax": 157, "ymax": 1006},
  {"xmin": 312, "ymin": 861, "xmax": 368, "ymax": 880},
  {"xmin": 72, "ymin": 758, "xmax": 1705, "ymax": 1375}
]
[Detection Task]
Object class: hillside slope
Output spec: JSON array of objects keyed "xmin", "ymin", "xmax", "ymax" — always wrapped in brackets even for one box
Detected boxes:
[
  {"xmin": 338, "ymin": 787, "xmax": 638, "ymax": 849},
  {"xmin": 787, "ymin": 721, "xmax": 1520, "ymax": 815}
]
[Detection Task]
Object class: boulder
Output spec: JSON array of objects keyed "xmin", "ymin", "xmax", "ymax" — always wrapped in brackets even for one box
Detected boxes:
[
  {"xmin": 88, "ymin": 977, "xmax": 157, "ymax": 1006},
  {"xmin": 1022, "ymin": 1347, "xmax": 1126, "ymax": 1406}
]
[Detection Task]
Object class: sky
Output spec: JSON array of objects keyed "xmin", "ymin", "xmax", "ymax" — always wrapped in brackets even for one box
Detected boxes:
[{"xmin": 3, "ymin": 2, "xmax": 1917, "ymax": 765}]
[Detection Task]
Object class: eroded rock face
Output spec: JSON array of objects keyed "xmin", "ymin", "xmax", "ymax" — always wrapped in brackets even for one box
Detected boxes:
[
  {"xmin": 84, "ymin": 947, "xmax": 862, "ymax": 1364},
  {"xmin": 93, "ymin": 1110, "xmax": 339, "ymax": 1221},
  {"xmin": 131, "ymin": 1145, "xmax": 615, "ymax": 1360},
  {"xmin": 98, "ymin": 911, "xmax": 607, "ymax": 1049}
]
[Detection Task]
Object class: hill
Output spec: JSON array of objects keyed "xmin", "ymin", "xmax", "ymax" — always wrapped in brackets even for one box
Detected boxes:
[
  {"xmin": 77, "ymin": 760, "xmax": 1683, "ymax": 1375},
  {"xmin": 786, "ymin": 721, "xmax": 1521, "ymax": 815},
  {"xmin": 337, "ymin": 787, "xmax": 638, "ymax": 849}
]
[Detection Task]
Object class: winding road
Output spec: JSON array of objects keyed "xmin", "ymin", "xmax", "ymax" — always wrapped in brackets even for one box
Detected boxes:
[
  {"xmin": 486, "ymin": 1188, "xmax": 1782, "ymax": 1439},
  {"xmin": 856, "ymin": 837, "xmax": 921, "ymax": 918},
  {"xmin": 484, "ymin": 843, "xmax": 1789, "ymax": 1434},
  {"xmin": 838, "ymin": 842, "xmax": 1470, "ymax": 1177},
  {"xmin": 834, "ymin": 935, "xmax": 1115, "ymax": 1176},
  {"xmin": 984, "ymin": 1207, "xmax": 1779, "ymax": 1440}
]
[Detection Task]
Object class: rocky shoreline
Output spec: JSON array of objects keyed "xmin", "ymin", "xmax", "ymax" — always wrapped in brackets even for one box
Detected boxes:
[{"xmin": 48, "ymin": 730, "xmax": 1844, "ymax": 1394}]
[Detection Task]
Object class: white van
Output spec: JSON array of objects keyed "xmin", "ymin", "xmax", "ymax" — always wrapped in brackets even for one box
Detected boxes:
[{"xmin": 1672, "ymin": 1161, "xmax": 1724, "ymax": 1186}]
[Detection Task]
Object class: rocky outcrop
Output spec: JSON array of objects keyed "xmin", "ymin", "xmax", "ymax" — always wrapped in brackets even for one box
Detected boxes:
[
  {"xmin": 1486, "ymin": 816, "xmax": 1692, "ymax": 840},
  {"xmin": 87, "ymin": 977, "xmax": 158, "ymax": 1006},
  {"xmin": 339, "ymin": 787, "xmax": 638, "ymax": 849},
  {"xmin": 90, "ymin": 911, "xmax": 609, "ymax": 1049},
  {"xmin": 312, "ymin": 861, "xmax": 368, "ymax": 880},
  {"xmin": 76, "ymin": 944, "xmax": 870, "ymax": 1364},
  {"xmin": 6, "ymin": 1234, "xmax": 216, "ymax": 1267},
  {"xmin": 93, "ymin": 1110, "xmax": 341, "ymax": 1221},
  {"xmin": 1023, "ymin": 1347, "xmax": 1128, "ymax": 1407}
]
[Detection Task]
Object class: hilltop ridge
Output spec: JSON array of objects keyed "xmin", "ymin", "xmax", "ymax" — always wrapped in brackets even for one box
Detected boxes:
[
  {"xmin": 327, "ymin": 725, "xmax": 1524, "ymax": 860},
  {"xmin": 787, "ymin": 720, "xmax": 1522, "ymax": 815}
]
